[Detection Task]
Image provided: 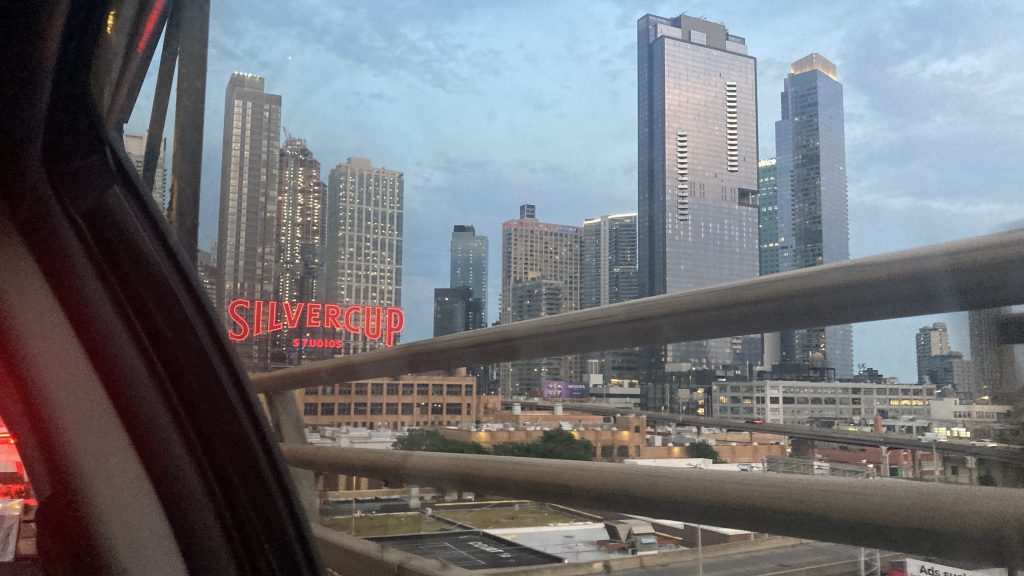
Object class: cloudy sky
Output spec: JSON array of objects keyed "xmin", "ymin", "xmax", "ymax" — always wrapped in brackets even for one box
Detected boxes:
[{"xmin": 128, "ymin": 0, "xmax": 1024, "ymax": 383}]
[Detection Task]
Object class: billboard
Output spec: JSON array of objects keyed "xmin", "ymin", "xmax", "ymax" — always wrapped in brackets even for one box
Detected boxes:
[
  {"xmin": 541, "ymin": 380, "xmax": 589, "ymax": 399},
  {"xmin": 905, "ymin": 559, "xmax": 1004, "ymax": 576}
]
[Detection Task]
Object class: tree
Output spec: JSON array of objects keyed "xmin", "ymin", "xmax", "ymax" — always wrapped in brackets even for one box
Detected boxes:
[
  {"xmin": 393, "ymin": 430, "xmax": 488, "ymax": 454},
  {"xmin": 493, "ymin": 428, "xmax": 594, "ymax": 461},
  {"xmin": 687, "ymin": 441, "xmax": 725, "ymax": 463}
]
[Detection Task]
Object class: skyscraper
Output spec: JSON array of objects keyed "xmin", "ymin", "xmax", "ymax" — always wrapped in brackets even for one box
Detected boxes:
[
  {"xmin": 581, "ymin": 214, "xmax": 638, "ymax": 309},
  {"xmin": 757, "ymin": 158, "xmax": 779, "ymax": 276},
  {"xmin": 916, "ymin": 322, "xmax": 973, "ymax": 394},
  {"xmin": 275, "ymin": 137, "xmax": 326, "ymax": 364},
  {"xmin": 916, "ymin": 322, "xmax": 951, "ymax": 384},
  {"xmin": 433, "ymin": 286, "xmax": 482, "ymax": 337},
  {"xmin": 450, "ymin": 225, "xmax": 488, "ymax": 329},
  {"xmin": 216, "ymin": 73, "xmax": 282, "ymax": 369},
  {"xmin": 773, "ymin": 53, "xmax": 853, "ymax": 378},
  {"xmin": 500, "ymin": 205, "xmax": 581, "ymax": 397},
  {"xmin": 581, "ymin": 214, "xmax": 639, "ymax": 383},
  {"xmin": 970, "ymin": 307, "xmax": 1020, "ymax": 402},
  {"xmin": 325, "ymin": 157, "xmax": 403, "ymax": 355},
  {"xmin": 196, "ymin": 248, "xmax": 218, "ymax": 305},
  {"xmin": 123, "ymin": 131, "xmax": 167, "ymax": 212},
  {"xmin": 637, "ymin": 14, "xmax": 759, "ymax": 370}
]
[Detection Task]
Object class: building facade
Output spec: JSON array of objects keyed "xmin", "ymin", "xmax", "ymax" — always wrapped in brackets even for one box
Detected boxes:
[
  {"xmin": 500, "ymin": 205, "xmax": 581, "ymax": 397},
  {"xmin": 969, "ymin": 307, "xmax": 1020, "ymax": 403},
  {"xmin": 581, "ymin": 213, "xmax": 640, "ymax": 384},
  {"xmin": 930, "ymin": 396, "xmax": 1012, "ymax": 436},
  {"xmin": 756, "ymin": 158, "xmax": 779, "ymax": 276},
  {"xmin": 325, "ymin": 157, "xmax": 404, "ymax": 355},
  {"xmin": 450, "ymin": 225, "xmax": 488, "ymax": 329},
  {"xmin": 196, "ymin": 249, "xmax": 218, "ymax": 305},
  {"xmin": 297, "ymin": 374, "xmax": 494, "ymax": 429},
  {"xmin": 581, "ymin": 213, "xmax": 638, "ymax": 309},
  {"xmin": 433, "ymin": 286, "xmax": 482, "ymax": 337},
  {"xmin": 916, "ymin": 322, "xmax": 951, "ymax": 383},
  {"xmin": 274, "ymin": 138, "xmax": 326, "ymax": 364},
  {"xmin": 712, "ymin": 380, "xmax": 935, "ymax": 425},
  {"xmin": 216, "ymin": 73, "xmax": 282, "ymax": 369},
  {"xmin": 123, "ymin": 131, "xmax": 167, "ymax": 211},
  {"xmin": 914, "ymin": 322, "xmax": 973, "ymax": 395},
  {"xmin": 637, "ymin": 14, "xmax": 759, "ymax": 371},
  {"xmin": 772, "ymin": 54, "xmax": 853, "ymax": 378}
]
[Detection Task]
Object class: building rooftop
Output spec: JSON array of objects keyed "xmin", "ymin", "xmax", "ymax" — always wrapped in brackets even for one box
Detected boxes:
[
  {"xmin": 791, "ymin": 53, "xmax": 837, "ymax": 80},
  {"xmin": 369, "ymin": 530, "xmax": 563, "ymax": 570}
]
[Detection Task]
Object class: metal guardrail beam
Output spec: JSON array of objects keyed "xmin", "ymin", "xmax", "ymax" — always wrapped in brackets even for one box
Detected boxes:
[
  {"xmin": 282, "ymin": 444, "xmax": 1024, "ymax": 568},
  {"xmin": 252, "ymin": 229, "xmax": 1024, "ymax": 394}
]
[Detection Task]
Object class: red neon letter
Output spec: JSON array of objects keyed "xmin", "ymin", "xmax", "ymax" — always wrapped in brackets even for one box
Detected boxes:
[
  {"xmin": 266, "ymin": 301, "xmax": 284, "ymax": 333},
  {"xmin": 343, "ymin": 306, "xmax": 362, "ymax": 335},
  {"xmin": 364, "ymin": 306, "xmax": 383, "ymax": 341},
  {"xmin": 253, "ymin": 300, "xmax": 264, "ymax": 336},
  {"xmin": 323, "ymin": 304, "xmax": 343, "ymax": 330},
  {"xmin": 292, "ymin": 339, "xmax": 300, "ymax": 348},
  {"xmin": 384, "ymin": 307, "xmax": 405, "ymax": 347},
  {"xmin": 305, "ymin": 303, "xmax": 323, "ymax": 328},
  {"xmin": 226, "ymin": 299, "xmax": 250, "ymax": 341},
  {"xmin": 283, "ymin": 302, "xmax": 304, "ymax": 329}
]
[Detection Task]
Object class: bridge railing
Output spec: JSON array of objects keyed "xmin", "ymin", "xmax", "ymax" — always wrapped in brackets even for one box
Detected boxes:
[
  {"xmin": 283, "ymin": 443, "xmax": 1024, "ymax": 568},
  {"xmin": 257, "ymin": 229, "xmax": 1024, "ymax": 570}
]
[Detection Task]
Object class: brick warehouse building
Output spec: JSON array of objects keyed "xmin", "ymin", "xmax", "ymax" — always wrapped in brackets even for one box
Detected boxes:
[{"xmin": 297, "ymin": 373, "xmax": 501, "ymax": 429}]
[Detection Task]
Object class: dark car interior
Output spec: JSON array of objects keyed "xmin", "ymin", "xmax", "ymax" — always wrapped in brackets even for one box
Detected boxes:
[{"xmin": 0, "ymin": 2, "xmax": 319, "ymax": 573}]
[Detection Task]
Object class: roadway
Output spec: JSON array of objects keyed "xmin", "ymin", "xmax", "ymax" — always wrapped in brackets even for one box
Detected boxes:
[
  {"xmin": 509, "ymin": 400, "xmax": 1024, "ymax": 465},
  {"xmin": 618, "ymin": 541, "xmax": 893, "ymax": 576}
]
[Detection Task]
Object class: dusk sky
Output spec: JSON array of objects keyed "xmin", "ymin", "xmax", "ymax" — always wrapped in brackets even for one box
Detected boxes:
[{"xmin": 127, "ymin": 0, "xmax": 1024, "ymax": 383}]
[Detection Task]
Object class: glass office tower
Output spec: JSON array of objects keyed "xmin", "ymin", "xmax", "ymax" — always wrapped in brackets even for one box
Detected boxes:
[
  {"xmin": 774, "ymin": 54, "xmax": 853, "ymax": 378},
  {"xmin": 637, "ymin": 14, "xmax": 759, "ymax": 371}
]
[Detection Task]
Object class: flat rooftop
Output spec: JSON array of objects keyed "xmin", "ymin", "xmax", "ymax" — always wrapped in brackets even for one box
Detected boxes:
[
  {"xmin": 486, "ymin": 523, "xmax": 626, "ymax": 562},
  {"xmin": 370, "ymin": 530, "xmax": 563, "ymax": 570}
]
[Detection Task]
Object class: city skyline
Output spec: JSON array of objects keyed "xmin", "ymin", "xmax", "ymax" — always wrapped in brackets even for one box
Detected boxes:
[{"xmin": 122, "ymin": 1, "xmax": 1024, "ymax": 383}]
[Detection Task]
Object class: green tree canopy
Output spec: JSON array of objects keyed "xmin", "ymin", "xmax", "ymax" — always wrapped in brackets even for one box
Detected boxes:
[
  {"xmin": 687, "ymin": 441, "xmax": 725, "ymax": 463},
  {"xmin": 493, "ymin": 428, "xmax": 594, "ymax": 461},
  {"xmin": 393, "ymin": 430, "xmax": 488, "ymax": 454}
]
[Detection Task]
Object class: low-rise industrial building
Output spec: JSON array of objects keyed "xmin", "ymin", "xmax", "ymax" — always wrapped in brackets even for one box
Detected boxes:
[
  {"xmin": 439, "ymin": 416, "xmax": 787, "ymax": 463},
  {"xmin": 929, "ymin": 397, "xmax": 1012, "ymax": 437},
  {"xmin": 712, "ymin": 380, "xmax": 935, "ymax": 425},
  {"xmin": 296, "ymin": 374, "xmax": 501, "ymax": 429}
]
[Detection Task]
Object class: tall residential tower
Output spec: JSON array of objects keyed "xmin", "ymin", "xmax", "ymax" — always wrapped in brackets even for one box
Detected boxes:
[
  {"xmin": 450, "ymin": 225, "xmax": 488, "ymax": 329},
  {"xmin": 500, "ymin": 205, "xmax": 581, "ymax": 396},
  {"xmin": 325, "ymin": 157, "xmax": 404, "ymax": 355},
  {"xmin": 581, "ymin": 213, "xmax": 640, "ymax": 383},
  {"xmin": 637, "ymin": 14, "xmax": 759, "ymax": 371},
  {"xmin": 123, "ymin": 132, "xmax": 167, "ymax": 211},
  {"xmin": 216, "ymin": 73, "xmax": 282, "ymax": 369},
  {"xmin": 275, "ymin": 138, "xmax": 326, "ymax": 364},
  {"xmin": 772, "ymin": 54, "xmax": 853, "ymax": 378}
]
